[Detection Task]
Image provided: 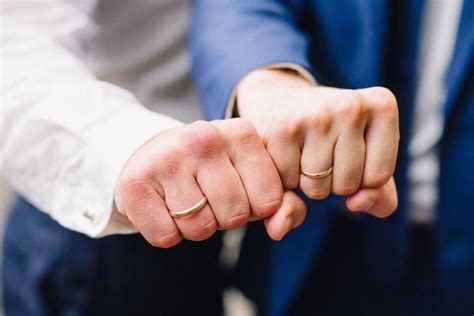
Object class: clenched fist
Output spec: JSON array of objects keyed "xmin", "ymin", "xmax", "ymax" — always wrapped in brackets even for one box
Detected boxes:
[
  {"xmin": 237, "ymin": 69, "xmax": 399, "ymax": 217},
  {"xmin": 114, "ymin": 119, "xmax": 306, "ymax": 248}
]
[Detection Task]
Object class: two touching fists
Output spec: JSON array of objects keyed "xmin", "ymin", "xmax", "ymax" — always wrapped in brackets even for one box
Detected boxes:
[{"xmin": 114, "ymin": 69, "xmax": 399, "ymax": 247}]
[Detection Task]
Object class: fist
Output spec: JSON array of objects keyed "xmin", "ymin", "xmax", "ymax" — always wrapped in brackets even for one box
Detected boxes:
[
  {"xmin": 237, "ymin": 69, "xmax": 399, "ymax": 217},
  {"xmin": 114, "ymin": 119, "xmax": 306, "ymax": 248}
]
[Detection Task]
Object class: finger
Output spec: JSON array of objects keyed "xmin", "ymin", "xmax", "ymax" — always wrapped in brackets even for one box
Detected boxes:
[
  {"xmin": 299, "ymin": 128, "xmax": 336, "ymax": 200},
  {"xmin": 196, "ymin": 156, "xmax": 250, "ymax": 230},
  {"xmin": 358, "ymin": 87, "xmax": 399, "ymax": 188},
  {"xmin": 266, "ymin": 134, "xmax": 302, "ymax": 190},
  {"xmin": 345, "ymin": 177, "xmax": 398, "ymax": 218},
  {"xmin": 332, "ymin": 125, "xmax": 366, "ymax": 196},
  {"xmin": 162, "ymin": 174, "xmax": 217, "ymax": 242},
  {"xmin": 121, "ymin": 182, "xmax": 182, "ymax": 248},
  {"xmin": 213, "ymin": 118, "xmax": 284, "ymax": 218},
  {"xmin": 264, "ymin": 190, "xmax": 307, "ymax": 241}
]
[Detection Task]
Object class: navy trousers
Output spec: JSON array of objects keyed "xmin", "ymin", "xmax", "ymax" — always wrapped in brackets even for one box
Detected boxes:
[{"xmin": 3, "ymin": 198, "xmax": 224, "ymax": 316}]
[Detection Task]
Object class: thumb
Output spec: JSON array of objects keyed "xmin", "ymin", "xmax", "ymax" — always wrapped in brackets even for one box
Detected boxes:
[
  {"xmin": 346, "ymin": 177, "xmax": 398, "ymax": 218},
  {"xmin": 264, "ymin": 190, "xmax": 307, "ymax": 241}
]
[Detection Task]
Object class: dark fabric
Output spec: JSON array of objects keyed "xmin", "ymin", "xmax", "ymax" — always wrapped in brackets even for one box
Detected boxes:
[
  {"xmin": 3, "ymin": 197, "xmax": 224, "ymax": 316},
  {"xmin": 436, "ymin": 56, "xmax": 474, "ymax": 315},
  {"xmin": 191, "ymin": 0, "xmax": 474, "ymax": 315},
  {"xmin": 286, "ymin": 215, "xmax": 437, "ymax": 316},
  {"xmin": 359, "ymin": 0, "xmax": 424, "ymax": 283}
]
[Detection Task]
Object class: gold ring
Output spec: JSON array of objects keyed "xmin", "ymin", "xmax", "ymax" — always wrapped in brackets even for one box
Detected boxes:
[
  {"xmin": 301, "ymin": 166, "xmax": 333, "ymax": 179},
  {"xmin": 170, "ymin": 196, "xmax": 208, "ymax": 219}
]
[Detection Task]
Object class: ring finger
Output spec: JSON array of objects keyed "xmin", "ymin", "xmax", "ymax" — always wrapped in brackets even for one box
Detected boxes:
[
  {"xmin": 299, "ymin": 130, "xmax": 336, "ymax": 199},
  {"xmin": 162, "ymin": 174, "xmax": 217, "ymax": 242}
]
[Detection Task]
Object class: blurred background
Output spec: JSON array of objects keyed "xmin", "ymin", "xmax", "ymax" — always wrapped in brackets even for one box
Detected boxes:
[
  {"xmin": 0, "ymin": 177, "xmax": 13, "ymax": 315},
  {"xmin": 0, "ymin": 179, "xmax": 12, "ymax": 234}
]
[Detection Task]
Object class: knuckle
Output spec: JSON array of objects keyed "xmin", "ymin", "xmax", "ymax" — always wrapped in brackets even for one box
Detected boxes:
[
  {"xmin": 232, "ymin": 118, "xmax": 260, "ymax": 145},
  {"xmin": 155, "ymin": 147, "xmax": 186, "ymax": 177},
  {"xmin": 233, "ymin": 117, "xmax": 257, "ymax": 135},
  {"xmin": 148, "ymin": 230, "xmax": 181, "ymax": 248},
  {"xmin": 119, "ymin": 173, "xmax": 152, "ymax": 198},
  {"xmin": 182, "ymin": 121, "xmax": 223, "ymax": 156},
  {"xmin": 333, "ymin": 183, "xmax": 359, "ymax": 196},
  {"xmin": 223, "ymin": 207, "xmax": 250, "ymax": 229},
  {"xmin": 283, "ymin": 175, "xmax": 300, "ymax": 190},
  {"xmin": 375, "ymin": 87, "xmax": 398, "ymax": 108},
  {"xmin": 185, "ymin": 218, "xmax": 217, "ymax": 241},
  {"xmin": 302, "ymin": 186, "xmax": 330, "ymax": 200},
  {"xmin": 252, "ymin": 191, "xmax": 283, "ymax": 217},
  {"xmin": 364, "ymin": 170, "xmax": 392, "ymax": 188},
  {"xmin": 336, "ymin": 90, "xmax": 365, "ymax": 124},
  {"xmin": 283, "ymin": 116, "xmax": 304, "ymax": 139},
  {"xmin": 307, "ymin": 109, "xmax": 332, "ymax": 134},
  {"xmin": 372, "ymin": 87, "xmax": 399, "ymax": 119}
]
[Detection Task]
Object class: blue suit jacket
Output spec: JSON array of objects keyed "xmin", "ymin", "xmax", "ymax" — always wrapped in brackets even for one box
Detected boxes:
[{"xmin": 191, "ymin": 1, "xmax": 474, "ymax": 315}]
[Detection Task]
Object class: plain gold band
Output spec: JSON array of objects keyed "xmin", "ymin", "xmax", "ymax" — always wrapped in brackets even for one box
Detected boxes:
[
  {"xmin": 301, "ymin": 166, "xmax": 333, "ymax": 179},
  {"xmin": 170, "ymin": 196, "xmax": 208, "ymax": 219}
]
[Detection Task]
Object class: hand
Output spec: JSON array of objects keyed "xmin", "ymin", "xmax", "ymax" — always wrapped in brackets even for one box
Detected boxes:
[
  {"xmin": 114, "ymin": 119, "xmax": 307, "ymax": 248},
  {"xmin": 236, "ymin": 69, "xmax": 399, "ymax": 217}
]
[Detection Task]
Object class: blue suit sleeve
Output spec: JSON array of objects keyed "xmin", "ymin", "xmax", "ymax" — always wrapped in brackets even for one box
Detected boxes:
[{"xmin": 190, "ymin": 0, "xmax": 315, "ymax": 120}]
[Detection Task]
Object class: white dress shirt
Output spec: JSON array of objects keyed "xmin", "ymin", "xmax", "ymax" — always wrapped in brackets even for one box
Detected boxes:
[{"xmin": 1, "ymin": 0, "xmax": 202, "ymax": 237}]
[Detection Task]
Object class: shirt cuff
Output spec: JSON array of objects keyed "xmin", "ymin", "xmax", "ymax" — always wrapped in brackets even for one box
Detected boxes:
[
  {"xmin": 61, "ymin": 106, "xmax": 184, "ymax": 238},
  {"xmin": 224, "ymin": 62, "xmax": 318, "ymax": 119}
]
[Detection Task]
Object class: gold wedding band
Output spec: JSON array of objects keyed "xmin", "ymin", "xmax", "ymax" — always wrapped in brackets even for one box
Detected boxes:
[
  {"xmin": 301, "ymin": 166, "xmax": 333, "ymax": 179},
  {"xmin": 169, "ymin": 196, "xmax": 208, "ymax": 219}
]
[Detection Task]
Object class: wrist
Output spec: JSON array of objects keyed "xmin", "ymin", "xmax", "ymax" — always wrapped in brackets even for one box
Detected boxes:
[
  {"xmin": 236, "ymin": 68, "xmax": 314, "ymax": 115},
  {"xmin": 238, "ymin": 68, "xmax": 312, "ymax": 93}
]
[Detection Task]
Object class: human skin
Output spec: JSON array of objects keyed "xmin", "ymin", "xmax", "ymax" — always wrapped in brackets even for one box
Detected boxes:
[
  {"xmin": 114, "ymin": 68, "xmax": 399, "ymax": 248},
  {"xmin": 114, "ymin": 119, "xmax": 307, "ymax": 248},
  {"xmin": 236, "ymin": 68, "xmax": 399, "ymax": 218}
]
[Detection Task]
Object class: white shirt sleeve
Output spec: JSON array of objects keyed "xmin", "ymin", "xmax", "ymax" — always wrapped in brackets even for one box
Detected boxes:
[{"xmin": 0, "ymin": 0, "xmax": 183, "ymax": 237}]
